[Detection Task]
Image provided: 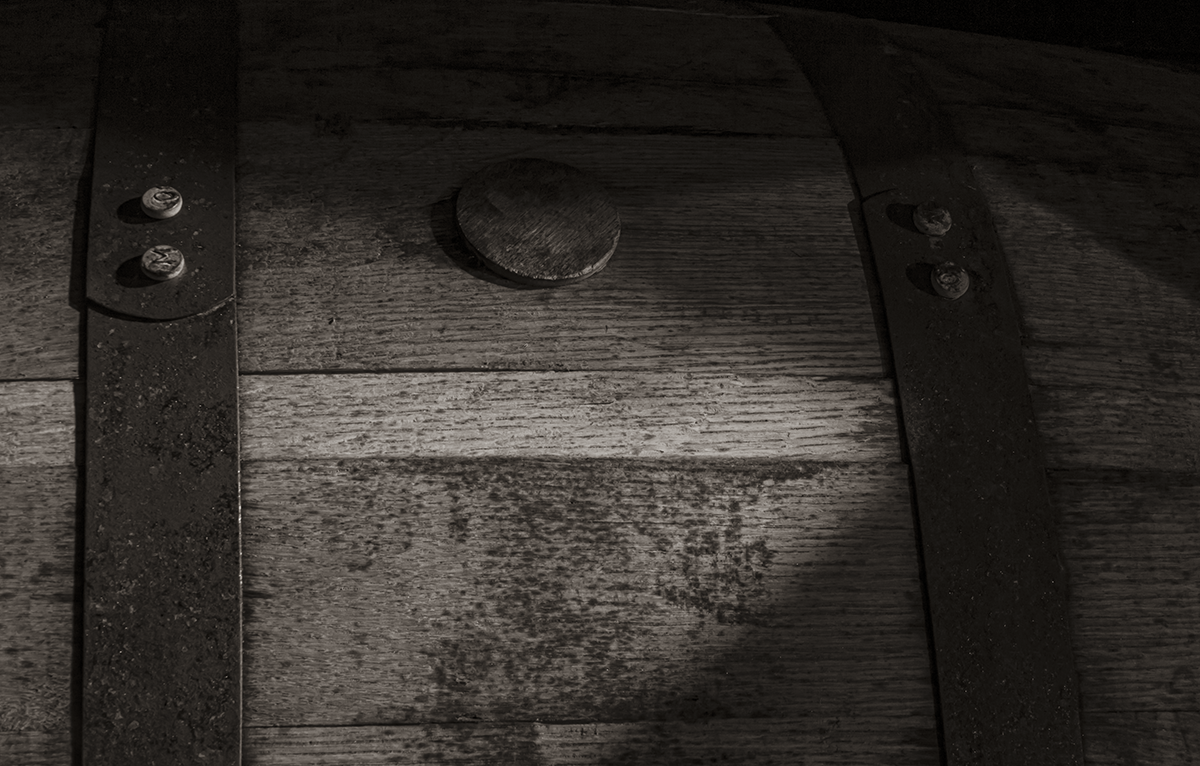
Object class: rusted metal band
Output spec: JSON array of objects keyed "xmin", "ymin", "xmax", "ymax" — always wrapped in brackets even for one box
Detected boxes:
[
  {"xmin": 84, "ymin": 1, "xmax": 240, "ymax": 763},
  {"xmin": 764, "ymin": 10, "xmax": 1085, "ymax": 765}
]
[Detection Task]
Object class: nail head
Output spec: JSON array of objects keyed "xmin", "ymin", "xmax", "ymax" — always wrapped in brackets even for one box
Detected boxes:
[
  {"xmin": 914, "ymin": 202, "xmax": 952, "ymax": 236},
  {"xmin": 141, "ymin": 245, "xmax": 186, "ymax": 281},
  {"xmin": 931, "ymin": 261, "xmax": 969, "ymax": 299},
  {"xmin": 141, "ymin": 186, "xmax": 183, "ymax": 219}
]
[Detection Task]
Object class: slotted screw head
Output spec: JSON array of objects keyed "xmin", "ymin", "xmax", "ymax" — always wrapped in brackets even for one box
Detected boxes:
[
  {"xmin": 931, "ymin": 261, "xmax": 969, "ymax": 299},
  {"xmin": 141, "ymin": 245, "xmax": 186, "ymax": 281},
  {"xmin": 141, "ymin": 186, "xmax": 183, "ymax": 219},
  {"xmin": 914, "ymin": 202, "xmax": 952, "ymax": 236}
]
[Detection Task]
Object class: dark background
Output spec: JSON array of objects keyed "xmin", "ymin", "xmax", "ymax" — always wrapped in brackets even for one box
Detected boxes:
[{"xmin": 762, "ymin": 0, "xmax": 1200, "ymax": 70}]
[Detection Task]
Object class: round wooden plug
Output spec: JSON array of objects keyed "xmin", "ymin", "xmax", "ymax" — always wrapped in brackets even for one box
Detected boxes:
[{"xmin": 454, "ymin": 158, "xmax": 620, "ymax": 286}]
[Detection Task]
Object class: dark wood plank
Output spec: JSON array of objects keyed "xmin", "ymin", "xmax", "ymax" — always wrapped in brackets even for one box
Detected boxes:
[
  {"xmin": 1032, "ymin": 387, "xmax": 1199, "ymax": 473},
  {"xmin": 239, "ymin": 0, "xmax": 827, "ymax": 135},
  {"xmin": 0, "ymin": 467, "xmax": 77, "ymax": 752},
  {"xmin": 969, "ymin": 156, "xmax": 1200, "ymax": 359},
  {"xmin": 0, "ymin": 131, "xmax": 90, "ymax": 381},
  {"xmin": 1053, "ymin": 471, "xmax": 1200, "ymax": 713},
  {"xmin": 1080, "ymin": 711, "xmax": 1200, "ymax": 766},
  {"xmin": 960, "ymin": 156, "xmax": 1199, "ymax": 472},
  {"xmin": 876, "ymin": 19, "xmax": 1200, "ymax": 135},
  {"xmin": 240, "ymin": 373, "xmax": 901, "ymax": 462},
  {"xmin": 245, "ymin": 717, "xmax": 940, "ymax": 765},
  {"xmin": 242, "ymin": 458, "xmax": 933, "ymax": 731},
  {"xmin": 237, "ymin": 127, "xmax": 883, "ymax": 376},
  {"xmin": 951, "ymin": 107, "xmax": 1200, "ymax": 176},
  {"xmin": 0, "ymin": 0, "xmax": 104, "ymax": 129}
]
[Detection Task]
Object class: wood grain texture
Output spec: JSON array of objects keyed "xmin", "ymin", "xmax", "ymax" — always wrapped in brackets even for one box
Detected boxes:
[
  {"xmin": 1053, "ymin": 471, "xmax": 1200, "ymax": 713},
  {"xmin": 968, "ymin": 158, "xmax": 1200, "ymax": 363},
  {"xmin": 1080, "ymin": 711, "xmax": 1199, "ymax": 766},
  {"xmin": 237, "ymin": 126, "xmax": 882, "ymax": 376},
  {"xmin": 0, "ymin": 0, "xmax": 104, "ymax": 129},
  {"xmin": 950, "ymin": 106, "xmax": 1200, "ymax": 177},
  {"xmin": 240, "ymin": 372, "xmax": 900, "ymax": 462},
  {"xmin": 245, "ymin": 717, "xmax": 939, "ymax": 765},
  {"xmin": 0, "ymin": 731, "xmax": 72, "ymax": 766},
  {"xmin": 1032, "ymin": 387, "xmax": 1199, "ymax": 473},
  {"xmin": 960, "ymin": 156, "xmax": 1200, "ymax": 471},
  {"xmin": 455, "ymin": 158, "xmax": 621, "ymax": 285},
  {"xmin": 0, "ymin": 382, "xmax": 76, "ymax": 468},
  {"xmin": 239, "ymin": 0, "xmax": 828, "ymax": 135},
  {"xmin": 0, "ymin": 467, "xmax": 77, "ymax": 737},
  {"xmin": 0, "ymin": 130, "xmax": 90, "ymax": 381},
  {"xmin": 242, "ymin": 458, "xmax": 932, "ymax": 729},
  {"xmin": 876, "ymin": 18, "xmax": 1200, "ymax": 135}
]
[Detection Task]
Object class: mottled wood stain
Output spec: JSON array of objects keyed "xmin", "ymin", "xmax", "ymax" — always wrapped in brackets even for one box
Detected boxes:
[
  {"xmin": 6, "ymin": 1, "xmax": 1198, "ymax": 763},
  {"xmin": 245, "ymin": 718, "xmax": 939, "ymax": 766},
  {"xmin": 242, "ymin": 459, "xmax": 931, "ymax": 726}
]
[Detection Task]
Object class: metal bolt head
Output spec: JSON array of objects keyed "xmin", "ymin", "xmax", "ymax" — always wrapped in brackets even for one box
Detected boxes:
[
  {"xmin": 931, "ymin": 261, "xmax": 969, "ymax": 299},
  {"xmin": 141, "ymin": 186, "xmax": 183, "ymax": 219},
  {"xmin": 913, "ymin": 202, "xmax": 952, "ymax": 236},
  {"xmin": 141, "ymin": 245, "xmax": 186, "ymax": 281}
]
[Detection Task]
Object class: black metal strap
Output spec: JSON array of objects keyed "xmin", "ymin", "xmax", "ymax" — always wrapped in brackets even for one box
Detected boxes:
[
  {"xmin": 765, "ymin": 11, "xmax": 1085, "ymax": 765},
  {"xmin": 84, "ymin": 1, "xmax": 240, "ymax": 763}
]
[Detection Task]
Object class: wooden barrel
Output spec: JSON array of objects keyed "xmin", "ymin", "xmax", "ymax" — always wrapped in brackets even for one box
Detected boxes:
[{"xmin": 2, "ymin": 1, "xmax": 1197, "ymax": 764}]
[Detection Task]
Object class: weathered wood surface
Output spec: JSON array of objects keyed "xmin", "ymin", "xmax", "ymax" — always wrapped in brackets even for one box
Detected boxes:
[
  {"xmin": 0, "ymin": 0, "xmax": 104, "ymax": 130},
  {"xmin": 0, "ymin": 0, "xmax": 100, "ymax": 382},
  {"xmin": 0, "ymin": 385, "xmax": 77, "ymax": 762},
  {"xmin": 237, "ymin": 127, "xmax": 881, "ymax": 376},
  {"xmin": 0, "ymin": 382, "xmax": 76, "ymax": 466},
  {"xmin": 0, "ymin": 468, "xmax": 76, "ymax": 733},
  {"xmin": 240, "ymin": 0, "xmax": 827, "ymax": 136},
  {"xmin": 1053, "ymin": 472, "xmax": 1200, "ymax": 712},
  {"xmin": 1080, "ymin": 711, "xmax": 1200, "ymax": 766},
  {"xmin": 236, "ymin": 4, "xmax": 927, "ymax": 760},
  {"xmin": 241, "ymin": 373, "xmax": 900, "ymax": 462},
  {"xmin": 245, "ymin": 718, "xmax": 938, "ymax": 765},
  {"xmin": 242, "ymin": 459, "xmax": 935, "ymax": 755},
  {"xmin": 0, "ymin": 131, "xmax": 90, "ymax": 382},
  {"xmin": 875, "ymin": 19, "xmax": 1200, "ymax": 765},
  {"xmin": 879, "ymin": 21, "xmax": 1200, "ymax": 135}
]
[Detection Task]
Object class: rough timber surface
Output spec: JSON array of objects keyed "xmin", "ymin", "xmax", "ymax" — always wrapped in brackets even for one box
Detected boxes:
[
  {"xmin": 1, "ymin": 382, "xmax": 77, "ymax": 764},
  {"xmin": 239, "ymin": 0, "xmax": 827, "ymax": 135},
  {"xmin": 1, "ymin": 0, "xmax": 101, "ymax": 382},
  {"xmin": 241, "ymin": 458, "xmax": 934, "ymax": 754},
  {"xmin": 245, "ymin": 718, "xmax": 938, "ymax": 765},
  {"xmin": 871, "ymin": 18, "xmax": 1200, "ymax": 765},
  {"xmin": 0, "ymin": 0, "xmax": 104, "ymax": 129},
  {"xmin": 0, "ymin": 469, "xmax": 76, "ymax": 735},
  {"xmin": 240, "ymin": 372, "xmax": 900, "ymax": 462},
  {"xmin": 0, "ymin": 130, "xmax": 91, "ymax": 381},
  {"xmin": 237, "ymin": 127, "xmax": 880, "ymax": 376},
  {"xmin": 0, "ymin": 382, "xmax": 76, "ymax": 467},
  {"xmin": 1052, "ymin": 473, "xmax": 1200, "ymax": 709}
]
